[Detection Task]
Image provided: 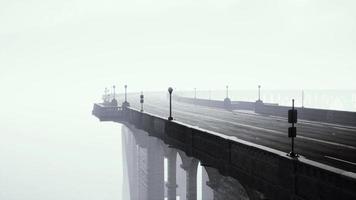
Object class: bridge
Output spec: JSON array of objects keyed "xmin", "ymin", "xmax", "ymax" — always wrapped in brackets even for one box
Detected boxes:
[{"xmin": 93, "ymin": 90, "xmax": 356, "ymax": 200}]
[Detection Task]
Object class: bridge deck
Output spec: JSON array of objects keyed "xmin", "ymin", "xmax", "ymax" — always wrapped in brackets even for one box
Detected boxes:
[{"xmin": 126, "ymin": 94, "xmax": 356, "ymax": 173}]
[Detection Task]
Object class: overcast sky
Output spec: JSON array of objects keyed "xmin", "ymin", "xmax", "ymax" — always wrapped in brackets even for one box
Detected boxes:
[
  {"xmin": 0, "ymin": 0, "xmax": 355, "ymax": 102},
  {"xmin": 0, "ymin": 2, "xmax": 355, "ymax": 199}
]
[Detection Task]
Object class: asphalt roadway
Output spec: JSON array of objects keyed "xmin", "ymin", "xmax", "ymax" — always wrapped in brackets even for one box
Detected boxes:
[{"xmin": 125, "ymin": 93, "xmax": 356, "ymax": 173}]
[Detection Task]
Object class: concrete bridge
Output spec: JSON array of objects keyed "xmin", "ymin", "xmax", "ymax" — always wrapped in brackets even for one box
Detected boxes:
[{"xmin": 92, "ymin": 94, "xmax": 356, "ymax": 200}]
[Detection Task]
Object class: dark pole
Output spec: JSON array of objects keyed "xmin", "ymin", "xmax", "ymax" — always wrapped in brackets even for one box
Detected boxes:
[
  {"xmin": 124, "ymin": 85, "xmax": 127, "ymax": 102},
  {"xmin": 302, "ymin": 90, "xmax": 304, "ymax": 108},
  {"xmin": 140, "ymin": 91, "xmax": 144, "ymax": 112},
  {"xmin": 113, "ymin": 85, "xmax": 116, "ymax": 99},
  {"xmin": 258, "ymin": 85, "xmax": 261, "ymax": 101},
  {"xmin": 291, "ymin": 99, "xmax": 295, "ymax": 156},
  {"xmin": 104, "ymin": 87, "xmax": 108, "ymax": 102},
  {"xmin": 168, "ymin": 87, "xmax": 173, "ymax": 121},
  {"xmin": 226, "ymin": 85, "xmax": 229, "ymax": 98},
  {"xmin": 288, "ymin": 99, "xmax": 298, "ymax": 158}
]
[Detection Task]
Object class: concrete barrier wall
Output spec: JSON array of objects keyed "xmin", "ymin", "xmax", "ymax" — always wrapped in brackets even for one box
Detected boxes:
[
  {"xmin": 174, "ymin": 96, "xmax": 226, "ymax": 108},
  {"xmin": 92, "ymin": 103, "xmax": 123, "ymax": 121},
  {"xmin": 231, "ymin": 101, "xmax": 256, "ymax": 110},
  {"xmin": 118, "ymin": 107, "xmax": 356, "ymax": 200},
  {"xmin": 176, "ymin": 96, "xmax": 356, "ymax": 127},
  {"xmin": 256, "ymin": 104, "xmax": 356, "ymax": 126}
]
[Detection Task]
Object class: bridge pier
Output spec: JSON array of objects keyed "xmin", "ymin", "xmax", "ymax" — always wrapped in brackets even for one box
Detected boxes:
[
  {"xmin": 122, "ymin": 125, "xmax": 165, "ymax": 200},
  {"xmin": 180, "ymin": 155, "xmax": 199, "ymax": 200},
  {"xmin": 147, "ymin": 137, "xmax": 165, "ymax": 200},
  {"xmin": 166, "ymin": 149, "xmax": 178, "ymax": 200}
]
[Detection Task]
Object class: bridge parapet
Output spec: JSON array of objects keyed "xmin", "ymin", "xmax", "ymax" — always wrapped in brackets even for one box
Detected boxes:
[
  {"xmin": 175, "ymin": 95, "xmax": 356, "ymax": 127},
  {"xmin": 92, "ymin": 103, "xmax": 123, "ymax": 121}
]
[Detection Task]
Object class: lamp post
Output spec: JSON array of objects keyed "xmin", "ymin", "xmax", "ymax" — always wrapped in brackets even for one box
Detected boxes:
[
  {"xmin": 168, "ymin": 87, "xmax": 173, "ymax": 121},
  {"xmin": 124, "ymin": 85, "xmax": 127, "ymax": 102},
  {"xmin": 113, "ymin": 85, "xmax": 116, "ymax": 100},
  {"xmin": 226, "ymin": 85, "xmax": 229, "ymax": 99},
  {"xmin": 258, "ymin": 85, "xmax": 261, "ymax": 101},
  {"xmin": 302, "ymin": 90, "xmax": 304, "ymax": 108},
  {"xmin": 104, "ymin": 87, "xmax": 109, "ymax": 102},
  {"xmin": 194, "ymin": 88, "xmax": 197, "ymax": 99}
]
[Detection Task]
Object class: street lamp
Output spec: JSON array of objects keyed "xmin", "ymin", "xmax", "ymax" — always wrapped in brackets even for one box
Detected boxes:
[
  {"xmin": 124, "ymin": 85, "xmax": 128, "ymax": 102},
  {"xmin": 258, "ymin": 85, "xmax": 261, "ymax": 101},
  {"xmin": 122, "ymin": 84, "xmax": 130, "ymax": 108},
  {"xmin": 302, "ymin": 90, "xmax": 305, "ymax": 108},
  {"xmin": 113, "ymin": 85, "xmax": 116, "ymax": 100},
  {"xmin": 104, "ymin": 87, "xmax": 109, "ymax": 103},
  {"xmin": 194, "ymin": 88, "xmax": 197, "ymax": 99},
  {"xmin": 168, "ymin": 87, "xmax": 173, "ymax": 121},
  {"xmin": 226, "ymin": 85, "xmax": 229, "ymax": 99}
]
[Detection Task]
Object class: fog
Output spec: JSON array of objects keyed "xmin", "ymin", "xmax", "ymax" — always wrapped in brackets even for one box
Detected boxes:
[{"xmin": 0, "ymin": 0, "xmax": 355, "ymax": 199}]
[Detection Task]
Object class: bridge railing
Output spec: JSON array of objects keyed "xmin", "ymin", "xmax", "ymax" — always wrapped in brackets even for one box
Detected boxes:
[
  {"xmin": 92, "ymin": 103, "xmax": 123, "ymax": 121},
  {"xmin": 175, "ymin": 95, "xmax": 356, "ymax": 127}
]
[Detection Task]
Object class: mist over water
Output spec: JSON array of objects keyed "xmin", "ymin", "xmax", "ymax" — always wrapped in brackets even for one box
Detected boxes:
[{"xmin": 0, "ymin": 96, "xmax": 128, "ymax": 200}]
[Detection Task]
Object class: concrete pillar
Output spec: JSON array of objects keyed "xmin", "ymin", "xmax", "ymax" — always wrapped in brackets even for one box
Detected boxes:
[
  {"xmin": 122, "ymin": 125, "xmax": 139, "ymax": 200},
  {"xmin": 202, "ymin": 166, "xmax": 214, "ymax": 200},
  {"xmin": 180, "ymin": 156, "xmax": 199, "ymax": 200},
  {"xmin": 166, "ymin": 149, "xmax": 178, "ymax": 200},
  {"xmin": 176, "ymin": 155, "xmax": 187, "ymax": 200},
  {"xmin": 124, "ymin": 125, "xmax": 165, "ymax": 200},
  {"xmin": 146, "ymin": 137, "xmax": 165, "ymax": 200}
]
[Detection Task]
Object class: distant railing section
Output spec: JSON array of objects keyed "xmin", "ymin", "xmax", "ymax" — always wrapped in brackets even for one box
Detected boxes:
[{"xmin": 175, "ymin": 95, "xmax": 356, "ymax": 127}]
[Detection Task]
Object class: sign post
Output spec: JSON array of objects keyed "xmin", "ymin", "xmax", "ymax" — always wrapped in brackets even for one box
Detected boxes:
[
  {"xmin": 288, "ymin": 99, "xmax": 299, "ymax": 158},
  {"xmin": 140, "ymin": 92, "xmax": 144, "ymax": 112}
]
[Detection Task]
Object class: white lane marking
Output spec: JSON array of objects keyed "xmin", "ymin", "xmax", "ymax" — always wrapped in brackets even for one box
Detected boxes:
[
  {"xmin": 178, "ymin": 102, "xmax": 356, "ymax": 132},
  {"xmin": 333, "ymin": 126, "xmax": 356, "ymax": 131},
  {"xmin": 143, "ymin": 102, "xmax": 356, "ymax": 150},
  {"xmin": 298, "ymin": 135, "xmax": 356, "ymax": 150},
  {"xmin": 324, "ymin": 156, "xmax": 356, "ymax": 166}
]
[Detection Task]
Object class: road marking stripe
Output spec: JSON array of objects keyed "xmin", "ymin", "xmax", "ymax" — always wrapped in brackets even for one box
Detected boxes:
[{"xmin": 324, "ymin": 156, "xmax": 356, "ymax": 166}]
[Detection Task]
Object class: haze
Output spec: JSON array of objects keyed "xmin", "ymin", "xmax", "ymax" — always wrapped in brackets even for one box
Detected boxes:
[{"xmin": 1, "ymin": 0, "xmax": 355, "ymax": 100}]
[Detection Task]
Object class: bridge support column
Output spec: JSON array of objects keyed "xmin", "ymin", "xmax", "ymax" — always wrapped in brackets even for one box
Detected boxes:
[
  {"xmin": 166, "ymin": 149, "xmax": 178, "ymax": 200},
  {"xmin": 180, "ymin": 155, "xmax": 199, "ymax": 200},
  {"xmin": 147, "ymin": 137, "xmax": 165, "ymax": 200}
]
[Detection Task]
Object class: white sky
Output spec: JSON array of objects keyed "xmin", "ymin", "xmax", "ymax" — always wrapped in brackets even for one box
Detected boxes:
[{"xmin": 0, "ymin": 0, "xmax": 355, "ymax": 102}]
